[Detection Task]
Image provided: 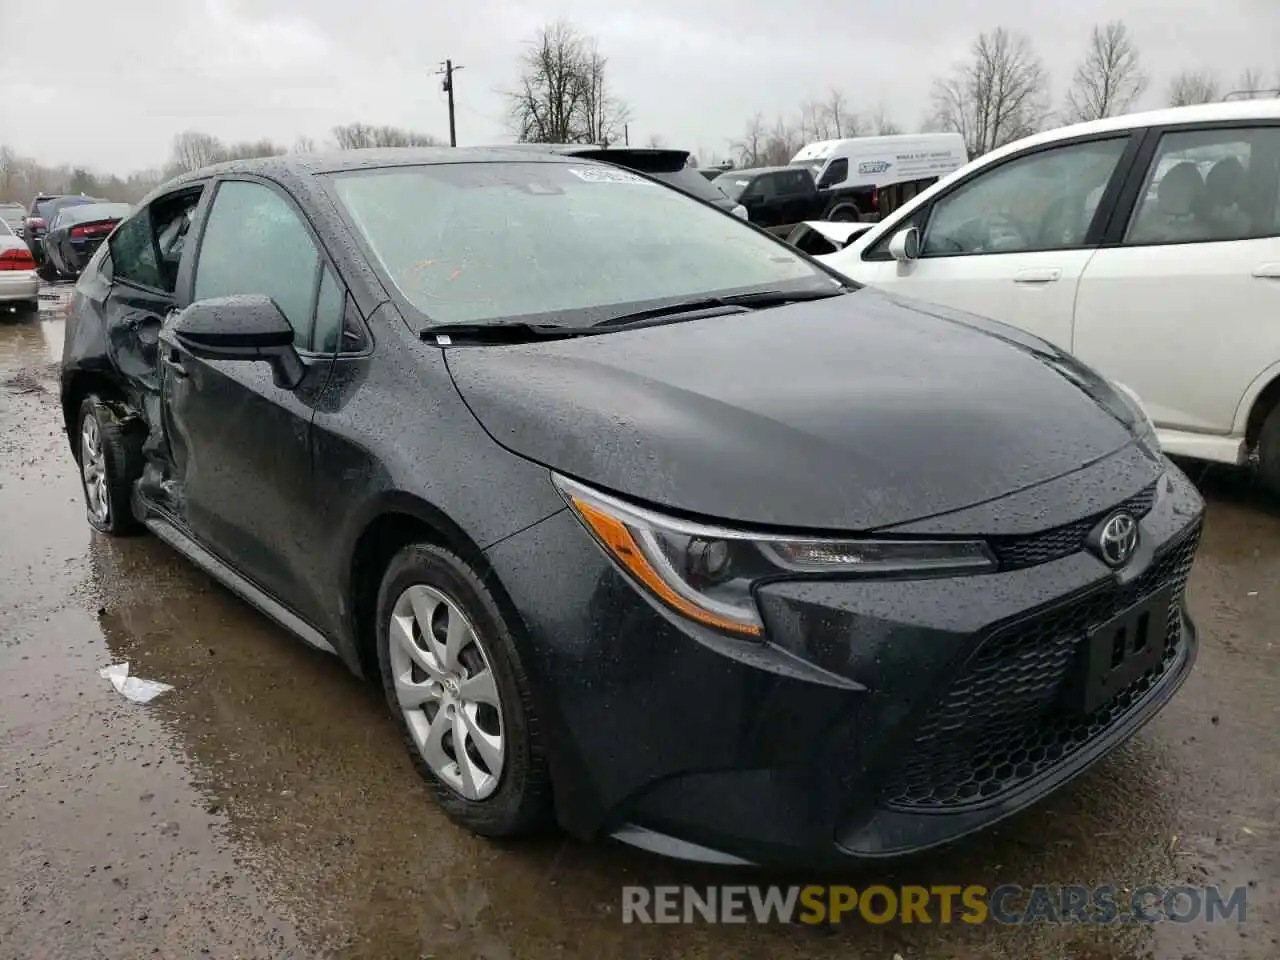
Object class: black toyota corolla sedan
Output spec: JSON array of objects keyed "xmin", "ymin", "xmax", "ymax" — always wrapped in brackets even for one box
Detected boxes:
[{"xmin": 59, "ymin": 148, "xmax": 1203, "ymax": 867}]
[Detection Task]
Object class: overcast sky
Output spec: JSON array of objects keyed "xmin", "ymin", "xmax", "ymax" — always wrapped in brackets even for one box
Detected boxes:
[{"xmin": 3, "ymin": 0, "xmax": 1277, "ymax": 174}]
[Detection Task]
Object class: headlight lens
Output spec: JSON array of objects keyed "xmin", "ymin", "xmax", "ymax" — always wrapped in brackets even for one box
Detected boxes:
[{"xmin": 554, "ymin": 475, "xmax": 996, "ymax": 637}]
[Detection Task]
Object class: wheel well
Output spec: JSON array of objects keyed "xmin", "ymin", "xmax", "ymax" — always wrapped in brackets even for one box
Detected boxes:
[
  {"xmin": 1245, "ymin": 376, "xmax": 1280, "ymax": 450},
  {"xmin": 347, "ymin": 509, "xmax": 490, "ymax": 681},
  {"xmin": 823, "ymin": 200, "xmax": 865, "ymax": 218},
  {"xmin": 61, "ymin": 371, "xmax": 130, "ymax": 460}
]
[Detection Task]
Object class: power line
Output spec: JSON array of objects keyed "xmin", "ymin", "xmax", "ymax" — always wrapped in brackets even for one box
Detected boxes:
[{"xmin": 435, "ymin": 60, "xmax": 464, "ymax": 147}]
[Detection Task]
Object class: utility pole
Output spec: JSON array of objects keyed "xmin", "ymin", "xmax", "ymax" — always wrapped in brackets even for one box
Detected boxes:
[
  {"xmin": 623, "ymin": 123, "xmax": 629, "ymax": 146},
  {"xmin": 436, "ymin": 59, "xmax": 464, "ymax": 147}
]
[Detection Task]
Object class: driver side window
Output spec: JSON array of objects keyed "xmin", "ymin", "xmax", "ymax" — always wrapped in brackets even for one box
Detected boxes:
[{"xmin": 921, "ymin": 137, "xmax": 1129, "ymax": 257}]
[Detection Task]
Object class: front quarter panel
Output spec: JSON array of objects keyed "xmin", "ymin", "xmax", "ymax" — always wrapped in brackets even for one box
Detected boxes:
[{"xmin": 309, "ymin": 304, "xmax": 567, "ymax": 654}]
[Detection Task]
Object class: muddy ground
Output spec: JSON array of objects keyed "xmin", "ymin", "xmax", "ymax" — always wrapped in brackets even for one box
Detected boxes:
[{"xmin": 1, "ymin": 290, "xmax": 1276, "ymax": 959}]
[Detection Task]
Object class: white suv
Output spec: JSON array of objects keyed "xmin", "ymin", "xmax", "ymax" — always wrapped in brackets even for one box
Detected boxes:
[{"xmin": 821, "ymin": 101, "xmax": 1280, "ymax": 491}]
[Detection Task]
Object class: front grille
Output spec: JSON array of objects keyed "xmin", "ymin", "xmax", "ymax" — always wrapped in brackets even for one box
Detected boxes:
[
  {"xmin": 882, "ymin": 521, "xmax": 1200, "ymax": 811},
  {"xmin": 988, "ymin": 483, "xmax": 1158, "ymax": 571}
]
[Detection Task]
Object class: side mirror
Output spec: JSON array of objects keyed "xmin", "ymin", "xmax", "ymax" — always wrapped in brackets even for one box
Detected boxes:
[
  {"xmin": 888, "ymin": 226, "xmax": 920, "ymax": 262},
  {"xmin": 172, "ymin": 294, "xmax": 304, "ymax": 390}
]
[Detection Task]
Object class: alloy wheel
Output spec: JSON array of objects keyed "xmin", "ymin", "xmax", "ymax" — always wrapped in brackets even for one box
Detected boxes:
[
  {"xmin": 388, "ymin": 584, "xmax": 506, "ymax": 801},
  {"xmin": 80, "ymin": 413, "xmax": 110, "ymax": 524}
]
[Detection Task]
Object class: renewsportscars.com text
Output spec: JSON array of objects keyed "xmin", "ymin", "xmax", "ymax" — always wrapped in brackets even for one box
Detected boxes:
[{"xmin": 621, "ymin": 884, "xmax": 1248, "ymax": 925}]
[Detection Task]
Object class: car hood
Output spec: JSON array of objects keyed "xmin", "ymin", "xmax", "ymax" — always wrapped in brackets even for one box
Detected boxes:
[{"xmin": 446, "ymin": 289, "xmax": 1141, "ymax": 531}]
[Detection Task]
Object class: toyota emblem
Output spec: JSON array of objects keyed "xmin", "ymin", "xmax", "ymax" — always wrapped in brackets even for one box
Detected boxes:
[{"xmin": 1093, "ymin": 512, "xmax": 1139, "ymax": 568}]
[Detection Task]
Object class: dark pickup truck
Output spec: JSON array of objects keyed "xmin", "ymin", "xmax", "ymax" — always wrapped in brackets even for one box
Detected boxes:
[{"xmin": 712, "ymin": 165, "xmax": 944, "ymax": 236}]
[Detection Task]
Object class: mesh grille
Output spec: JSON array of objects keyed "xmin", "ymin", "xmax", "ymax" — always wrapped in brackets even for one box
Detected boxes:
[
  {"xmin": 988, "ymin": 483, "xmax": 1158, "ymax": 571},
  {"xmin": 882, "ymin": 521, "xmax": 1201, "ymax": 811}
]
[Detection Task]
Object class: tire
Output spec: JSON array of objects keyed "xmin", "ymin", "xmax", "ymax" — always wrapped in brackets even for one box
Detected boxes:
[
  {"xmin": 76, "ymin": 394, "xmax": 145, "ymax": 535},
  {"xmin": 1256, "ymin": 404, "xmax": 1280, "ymax": 500},
  {"xmin": 375, "ymin": 543, "xmax": 551, "ymax": 837},
  {"xmin": 825, "ymin": 204, "xmax": 863, "ymax": 222}
]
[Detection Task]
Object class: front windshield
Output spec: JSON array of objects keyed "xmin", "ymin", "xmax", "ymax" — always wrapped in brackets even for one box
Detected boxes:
[{"xmin": 330, "ymin": 161, "xmax": 830, "ymax": 327}]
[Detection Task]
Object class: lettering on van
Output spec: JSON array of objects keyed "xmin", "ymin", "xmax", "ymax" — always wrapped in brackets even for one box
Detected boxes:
[{"xmin": 858, "ymin": 161, "xmax": 892, "ymax": 175}]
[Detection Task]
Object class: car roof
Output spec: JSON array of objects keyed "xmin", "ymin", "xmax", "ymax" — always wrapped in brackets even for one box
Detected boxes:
[
  {"xmin": 976, "ymin": 100, "xmax": 1280, "ymax": 167},
  {"xmin": 140, "ymin": 147, "xmax": 617, "ymax": 205}
]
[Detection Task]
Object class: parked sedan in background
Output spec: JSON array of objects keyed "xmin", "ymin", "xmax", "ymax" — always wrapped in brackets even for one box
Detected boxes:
[
  {"xmin": 24, "ymin": 194, "xmax": 107, "ymax": 272},
  {"xmin": 61, "ymin": 148, "xmax": 1201, "ymax": 867},
  {"xmin": 0, "ymin": 216, "xmax": 39, "ymax": 315},
  {"xmin": 820, "ymin": 100, "xmax": 1280, "ymax": 494},
  {"xmin": 42, "ymin": 201, "xmax": 131, "ymax": 279}
]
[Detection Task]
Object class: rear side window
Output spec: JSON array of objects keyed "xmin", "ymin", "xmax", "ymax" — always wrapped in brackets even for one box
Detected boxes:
[
  {"xmin": 776, "ymin": 170, "xmax": 814, "ymax": 195},
  {"xmin": 1125, "ymin": 126, "xmax": 1280, "ymax": 245},
  {"xmin": 193, "ymin": 180, "xmax": 320, "ymax": 348},
  {"xmin": 109, "ymin": 212, "xmax": 165, "ymax": 289}
]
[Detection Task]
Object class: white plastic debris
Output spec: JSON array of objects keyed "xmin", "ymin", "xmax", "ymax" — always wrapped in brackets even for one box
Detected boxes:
[{"xmin": 99, "ymin": 662, "xmax": 173, "ymax": 704}]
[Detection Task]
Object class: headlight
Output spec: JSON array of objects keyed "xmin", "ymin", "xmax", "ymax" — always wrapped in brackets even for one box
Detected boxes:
[
  {"xmin": 1113, "ymin": 382, "xmax": 1160, "ymax": 453},
  {"xmin": 554, "ymin": 475, "xmax": 996, "ymax": 637},
  {"xmin": 732, "ymin": 203, "xmax": 748, "ymax": 220}
]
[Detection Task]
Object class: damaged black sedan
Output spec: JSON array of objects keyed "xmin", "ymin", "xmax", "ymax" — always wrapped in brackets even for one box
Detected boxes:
[{"xmin": 59, "ymin": 149, "xmax": 1204, "ymax": 866}]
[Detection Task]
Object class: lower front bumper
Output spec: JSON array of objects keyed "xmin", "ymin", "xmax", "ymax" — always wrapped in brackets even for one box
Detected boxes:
[{"xmin": 484, "ymin": 464, "xmax": 1204, "ymax": 865}]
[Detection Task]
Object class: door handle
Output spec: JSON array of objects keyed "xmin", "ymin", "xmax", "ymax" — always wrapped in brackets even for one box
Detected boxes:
[
  {"xmin": 1252, "ymin": 263, "xmax": 1280, "ymax": 280},
  {"xmin": 164, "ymin": 347, "xmax": 188, "ymax": 378},
  {"xmin": 1013, "ymin": 268, "xmax": 1062, "ymax": 284}
]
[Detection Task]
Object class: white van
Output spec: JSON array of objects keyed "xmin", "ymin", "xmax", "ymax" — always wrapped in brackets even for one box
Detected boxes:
[{"xmin": 790, "ymin": 133, "xmax": 969, "ymax": 221}]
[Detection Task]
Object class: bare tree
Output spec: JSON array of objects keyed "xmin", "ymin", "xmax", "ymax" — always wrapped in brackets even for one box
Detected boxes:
[
  {"xmin": 762, "ymin": 117, "xmax": 803, "ymax": 166},
  {"xmin": 1167, "ymin": 70, "xmax": 1221, "ymax": 106},
  {"xmin": 865, "ymin": 104, "xmax": 901, "ymax": 135},
  {"xmin": 331, "ymin": 123, "xmax": 440, "ymax": 148},
  {"xmin": 1064, "ymin": 21, "xmax": 1148, "ymax": 122},
  {"xmin": 799, "ymin": 99, "xmax": 831, "ymax": 142},
  {"xmin": 824, "ymin": 89, "xmax": 852, "ymax": 139},
  {"xmin": 644, "ymin": 134, "xmax": 666, "ymax": 148},
  {"xmin": 577, "ymin": 39, "xmax": 630, "ymax": 145},
  {"xmin": 222, "ymin": 139, "xmax": 286, "ymax": 161},
  {"xmin": 506, "ymin": 20, "xmax": 629, "ymax": 144},
  {"xmin": 730, "ymin": 113, "xmax": 767, "ymax": 167},
  {"xmin": 929, "ymin": 27, "xmax": 1051, "ymax": 157},
  {"xmin": 293, "ymin": 135, "xmax": 318, "ymax": 153},
  {"xmin": 170, "ymin": 131, "xmax": 224, "ymax": 173},
  {"xmin": 0, "ymin": 146, "xmax": 17, "ymax": 198}
]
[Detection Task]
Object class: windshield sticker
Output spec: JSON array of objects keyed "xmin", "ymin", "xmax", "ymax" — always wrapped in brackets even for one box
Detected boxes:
[{"xmin": 567, "ymin": 167, "xmax": 653, "ymax": 185}]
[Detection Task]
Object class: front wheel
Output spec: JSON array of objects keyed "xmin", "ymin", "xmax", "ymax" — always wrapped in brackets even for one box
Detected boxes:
[{"xmin": 375, "ymin": 543, "xmax": 551, "ymax": 837}]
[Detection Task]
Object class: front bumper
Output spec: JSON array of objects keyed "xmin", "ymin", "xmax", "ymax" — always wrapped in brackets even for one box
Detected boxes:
[
  {"xmin": 0, "ymin": 270, "xmax": 40, "ymax": 302},
  {"xmin": 484, "ymin": 462, "xmax": 1204, "ymax": 866}
]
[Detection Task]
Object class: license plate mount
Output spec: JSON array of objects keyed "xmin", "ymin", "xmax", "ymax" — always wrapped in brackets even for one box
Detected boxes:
[{"xmin": 1067, "ymin": 587, "xmax": 1173, "ymax": 715}]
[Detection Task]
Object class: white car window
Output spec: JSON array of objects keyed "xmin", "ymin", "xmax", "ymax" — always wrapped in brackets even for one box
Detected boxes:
[
  {"xmin": 1125, "ymin": 126, "xmax": 1280, "ymax": 245},
  {"xmin": 921, "ymin": 138, "xmax": 1129, "ymax": 257}
]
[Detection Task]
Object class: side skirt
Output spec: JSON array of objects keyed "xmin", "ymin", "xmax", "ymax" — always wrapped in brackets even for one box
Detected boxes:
[{"xmin": 144, "ymin": 515, "xmax": 338, "ymax": 657}]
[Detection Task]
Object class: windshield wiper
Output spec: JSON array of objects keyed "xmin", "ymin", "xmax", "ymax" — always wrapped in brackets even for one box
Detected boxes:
[
  {"xmin": 593, "ymin": 286, "xmax": 848, "ymax": 328},
  {"xmin": 419, "ymin": 321, "xmax": 592, "ymax": 344}
]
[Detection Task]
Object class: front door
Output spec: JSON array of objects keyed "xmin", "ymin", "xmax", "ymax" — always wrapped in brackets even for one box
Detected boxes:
[
  {"xmin": 159, "ymin": 177, "xmax": 341, "ymax": 622},
  {"xmin": 857, "ymin": 135, "xmax": 1134, "ymax": 352}
]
